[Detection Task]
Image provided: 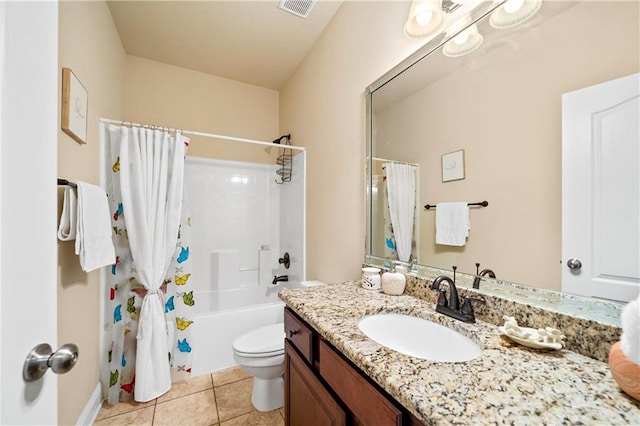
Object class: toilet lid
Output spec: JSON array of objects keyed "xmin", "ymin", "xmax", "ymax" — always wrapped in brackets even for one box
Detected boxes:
[{"xmin": 232, "ymin": 323, "xmax": 285, "ymax": 355}]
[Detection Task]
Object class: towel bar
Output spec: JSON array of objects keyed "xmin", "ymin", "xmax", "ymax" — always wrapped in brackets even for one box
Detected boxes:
[
  {"xmin": 57, "ymin": 178, "xmax": 77, "ymax": 188},
  {"xmin": 424, "ymin": 201, "xmax": 488, "ymax": 210}
]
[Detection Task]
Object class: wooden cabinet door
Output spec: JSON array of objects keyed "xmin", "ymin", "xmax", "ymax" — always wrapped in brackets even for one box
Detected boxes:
[
  {"xmin": 318, "ymin": 340, "xmax": 402, "ymax": 426},
  {"xmin": 285, "ymin": 340, "xmax": 346, "ymax": 426}
]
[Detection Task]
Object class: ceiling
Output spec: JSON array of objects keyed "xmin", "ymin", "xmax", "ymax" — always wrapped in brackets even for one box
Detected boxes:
[{"xmin": 107, "ymin": 0, "xmax": 345, "ymax": 90}]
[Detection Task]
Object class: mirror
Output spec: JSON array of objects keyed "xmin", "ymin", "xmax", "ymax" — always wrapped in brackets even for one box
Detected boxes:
[{"xmin": 366, "ymin": 0, "xmax": 638, "ymax": 310}]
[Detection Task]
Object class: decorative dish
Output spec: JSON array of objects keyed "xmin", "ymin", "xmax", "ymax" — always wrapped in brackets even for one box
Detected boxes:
[
  {"xmin": 499, "ymin": 327, "xmax": 563, "ymax": 350},
  {"xmin": 499, "ymin": 316, "xmax": 565, "ymax": 351}
]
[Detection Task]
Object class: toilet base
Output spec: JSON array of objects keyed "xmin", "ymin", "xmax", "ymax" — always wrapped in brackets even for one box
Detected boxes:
[{"xmin": 251, "ymin": 375, "xmax": 284, "ymax": 412}]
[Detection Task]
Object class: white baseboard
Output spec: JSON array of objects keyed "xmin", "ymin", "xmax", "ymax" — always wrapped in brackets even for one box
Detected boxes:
[{"xmin": 76, "ymin": 383, "xmax": 102, "ymax": 426}]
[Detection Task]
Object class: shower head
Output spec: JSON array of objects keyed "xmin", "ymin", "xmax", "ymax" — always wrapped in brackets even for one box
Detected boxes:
[{"xmin": 272, "ymin": 134, "xmax": 291, "ymax": 145}]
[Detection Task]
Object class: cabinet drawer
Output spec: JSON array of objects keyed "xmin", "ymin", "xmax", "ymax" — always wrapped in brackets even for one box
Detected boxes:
[
  {"xmin": 319, "ymin": 340, "xmax": 402, "ymax": 426},
  {"xmin": 284, "ymin": 308, "xmax": 314, "ymax": 364}
]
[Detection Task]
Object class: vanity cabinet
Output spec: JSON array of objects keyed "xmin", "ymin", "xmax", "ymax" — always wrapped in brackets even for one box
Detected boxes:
[
  {"xmin": 284, "ymin": 307, "xmax": 424, "ymax": 426},
  {"xmin": 285, "ymin": 340, "xmax": 346, "ymax": 425}
]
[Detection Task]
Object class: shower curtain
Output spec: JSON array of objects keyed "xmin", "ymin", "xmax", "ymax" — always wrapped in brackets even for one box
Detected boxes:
[
  {"xmin": 102, "ymin": 124, "xmax": 196, "ymax": 404},
  {"xmin": 384, "ymin": 163, "xmax": 416, "ymax": 262}
]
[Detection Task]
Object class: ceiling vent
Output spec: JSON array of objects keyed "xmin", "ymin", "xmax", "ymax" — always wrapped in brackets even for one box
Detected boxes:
[{"xmin": 278, "ymin": 0, "xmax": 316, "ymax": 18}]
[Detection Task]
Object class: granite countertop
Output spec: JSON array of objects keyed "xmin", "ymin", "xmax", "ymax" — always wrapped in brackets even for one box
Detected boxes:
[{"xmin": 279, "ymin": 281, "xmax": 640, "ymax": 425}]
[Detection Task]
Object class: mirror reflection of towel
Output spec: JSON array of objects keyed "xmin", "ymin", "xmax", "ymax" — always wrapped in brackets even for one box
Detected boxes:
[{"xmin": 435, "ymin": 202, "xmax": 469, "ymax": 246}]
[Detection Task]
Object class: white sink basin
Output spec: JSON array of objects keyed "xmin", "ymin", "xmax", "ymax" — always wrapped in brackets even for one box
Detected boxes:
[{"xmin": 358, "ymin": 313, "xmax": 482, "ymax": 362}]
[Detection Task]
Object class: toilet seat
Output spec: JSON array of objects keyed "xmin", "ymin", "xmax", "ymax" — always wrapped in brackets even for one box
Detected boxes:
[
  {"xmin": 234, "ymin": 348, "xmax": 283, "ymax": 358},
  {"xmin": 232, "ymin": 323, "xmax": 284, "ymax": 358}
]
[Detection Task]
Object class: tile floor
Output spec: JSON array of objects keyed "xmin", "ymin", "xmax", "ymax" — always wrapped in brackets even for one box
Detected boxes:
[{"xmin": 94, "ymin": 366, "xmax": 285, "ymax": 426}]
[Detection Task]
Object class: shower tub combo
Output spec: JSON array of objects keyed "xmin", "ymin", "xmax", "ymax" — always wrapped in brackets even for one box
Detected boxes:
[{"xmin": 184, "ymin": 154, "xmax": 305, "ymax": 377}]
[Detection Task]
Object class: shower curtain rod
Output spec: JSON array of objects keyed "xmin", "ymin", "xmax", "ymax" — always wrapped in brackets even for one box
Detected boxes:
[
  {"xmin": 372, "ymin": 157, "xmax": 419, "ymax": 166},
  {"xmin": 100, "ymin": 118, "xmax": 305, "ymax": 152}
]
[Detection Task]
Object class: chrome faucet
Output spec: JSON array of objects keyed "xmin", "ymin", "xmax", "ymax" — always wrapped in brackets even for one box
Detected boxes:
[
  {"xmin": 431, "ymin": 266, "xmax": 485, "ymax": 323},
  {"xmin": 272, "ymin": 275, "xmax": 289, "ymax": 285}
]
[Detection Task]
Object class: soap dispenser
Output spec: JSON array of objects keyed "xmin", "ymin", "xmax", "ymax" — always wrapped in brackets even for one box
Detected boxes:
[{"xmin": 381, "ymin": 261, "xmax": 407, "ymax": 296}]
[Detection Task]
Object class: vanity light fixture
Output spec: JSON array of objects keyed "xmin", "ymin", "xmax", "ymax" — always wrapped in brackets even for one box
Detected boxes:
[
  {"xmin": 489, "ymin": 0, "xmax": 542, "ymax": 29},
  {"xmin": 404, "ymin": 0, "xmax": 446, "ymax": 39},
  {"xmin": 442, "ymin": 15, "xmax": 483, "ymax": 57},
  {"xmin": 442, "ymin": 0, "xmax": 465, "ymax": 14}
]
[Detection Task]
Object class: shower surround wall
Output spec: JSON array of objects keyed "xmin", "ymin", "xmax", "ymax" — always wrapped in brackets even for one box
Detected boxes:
[
  {"xmin": 186, "ymin": 156, "xmax": 279, "ymax": 291},
  {"xmin": 185, "ymin": 155, "xmax": 304, "ymax": 292},
  {"xmin": 186, "ymin": 153, "xmax": 305, "ymax": 374}
]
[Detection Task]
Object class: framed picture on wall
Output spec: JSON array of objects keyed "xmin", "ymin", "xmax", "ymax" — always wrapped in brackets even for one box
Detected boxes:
[
  {"xmin": 61, "ymin": 68, "xmax": 88, "ymax": 144},
  {"xmin": 441, "ymin": 149, "xmax": 465, "ymax": 182}
]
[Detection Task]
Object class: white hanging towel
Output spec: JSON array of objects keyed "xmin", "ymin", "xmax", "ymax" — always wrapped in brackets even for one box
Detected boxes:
[
  {"xmin": 57, "ymin": 186, "xmax": 77, "ymax": 241},
  {"xmin": 435, "ymin": 202, "xmax": 470, "ymax": 246},
  {"xmin": 75, "ymin": 181, "xmax": 116, "ymax": 272}
]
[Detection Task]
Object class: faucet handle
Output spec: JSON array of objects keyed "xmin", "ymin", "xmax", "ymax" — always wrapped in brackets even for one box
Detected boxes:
[
  {"xmin": 278, "ymin": 252, "xmax": 290, "ymax": 269},
  {"xmin": 460, "ymin": 296, "xmax": 486, "ymax": 320},
  {"xmin": 437, "ymin": 288, "xmax": 448, "ymax": 307},
  {"xmin": 472, "ymin": 276, "xmax": 482, "ymax": 289}
]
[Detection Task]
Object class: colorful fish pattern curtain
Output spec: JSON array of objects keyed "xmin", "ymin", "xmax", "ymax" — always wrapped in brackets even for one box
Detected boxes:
[{"xmin": 102, "ymin": 124, "xmax": 196, "ymax": 404}]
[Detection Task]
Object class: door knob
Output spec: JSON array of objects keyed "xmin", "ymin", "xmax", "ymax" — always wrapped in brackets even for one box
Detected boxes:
[
  {"xmin": 567, "ymin": 259, "xmax": 582, "ymax": 270},
  {"xmin": 23, "ymin": 343, "xmax": 79, "ymax": 382}
]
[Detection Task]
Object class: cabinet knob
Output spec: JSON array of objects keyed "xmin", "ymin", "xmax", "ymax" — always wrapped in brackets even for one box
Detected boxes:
[{"xmin": 289, "ymin": 330, "xmax": 298, "ymax": 338}]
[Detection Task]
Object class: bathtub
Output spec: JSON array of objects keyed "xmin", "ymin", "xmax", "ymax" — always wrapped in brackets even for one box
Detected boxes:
[{"xmin": 190, "ymin": 285, "xmax": 294, "ymax": 376}]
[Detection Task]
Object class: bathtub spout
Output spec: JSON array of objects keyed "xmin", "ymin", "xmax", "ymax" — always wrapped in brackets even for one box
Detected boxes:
[{"xmin": 272, "ymin": 275, "xmax": 288, "ymax": 285}]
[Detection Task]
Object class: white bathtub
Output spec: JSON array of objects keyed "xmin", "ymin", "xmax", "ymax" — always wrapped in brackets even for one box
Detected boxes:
[{"xmin": 190, "ymin": 285, "xmax": 292, "ymax": 376}]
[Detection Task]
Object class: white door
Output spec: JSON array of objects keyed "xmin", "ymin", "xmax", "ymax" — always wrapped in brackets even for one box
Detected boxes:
[
  {"xmin": 0, "ymin": 2, "xmax": 59, "ymax": 424},
  {"xmin": 562, "ymin": 73, "xmax": 640, "ymax": 302}
]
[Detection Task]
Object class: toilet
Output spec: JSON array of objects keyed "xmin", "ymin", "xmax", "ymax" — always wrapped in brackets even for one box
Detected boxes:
[
  {"xmin": 232, "ymin": 280, "xmax": 325, "ymax": 412},
  {"xmin": 232, "ymin": 323, "xmax": 285, "ymax": 412}
]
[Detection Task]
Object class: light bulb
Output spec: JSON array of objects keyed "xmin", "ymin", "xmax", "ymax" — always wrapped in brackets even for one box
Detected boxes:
[
  {"xmin": 415, "ymin": 10, "xmax": 433, "ymax": 26},
  {"xmin": 504, "ymin": 0, "xmax": 525, "ymax": 14},
  {"xmin": 453, "ymin": 31, "xmax": 470, "ymax": 45}
]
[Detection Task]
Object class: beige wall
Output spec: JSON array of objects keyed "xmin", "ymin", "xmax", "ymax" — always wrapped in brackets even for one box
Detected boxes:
[
  {"xmin": 57, "ymin": 14, "xmax": 279, "ymax": 423},
  {"xmin": 280, "ymin": 1, "xmax": 428, "ymax": 283},
  {"xmin": 125, "ymin": 56, "xmax": 280, "ymax": 163},
  {"xmin": 57, "ymin": 1, "xmax": 125, "ymax": 424},
  {"xmin": 374, "ymin": 1, "xmax": 639, "ymax": 290}
]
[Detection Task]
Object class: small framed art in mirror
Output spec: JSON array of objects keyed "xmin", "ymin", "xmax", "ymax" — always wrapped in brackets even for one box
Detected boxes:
[{"xmin": 441, "ymin": 149, "xmax": 464, "ymax": 182}]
